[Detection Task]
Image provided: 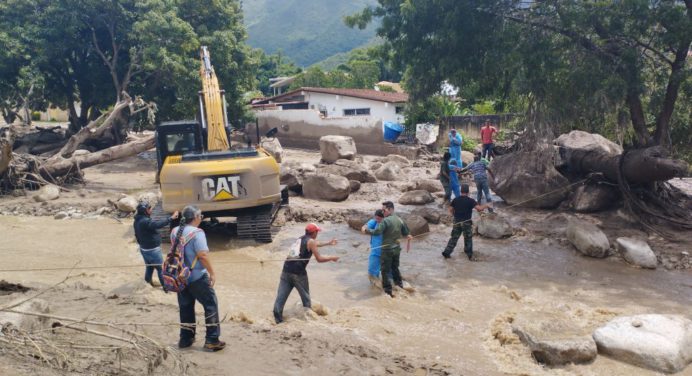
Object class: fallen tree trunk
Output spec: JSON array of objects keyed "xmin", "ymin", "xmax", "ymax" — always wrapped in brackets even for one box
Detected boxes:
[
  {"xmin": 39, "ymin": 135, "xmax": 154, "ymax": 178},
  {"xmin": 561, "ymin": 146, "xmax": 688, "ymax": 184},
  {"xmin": 0, "ymin": 139, "xmax": 11, "ymax": 177}
]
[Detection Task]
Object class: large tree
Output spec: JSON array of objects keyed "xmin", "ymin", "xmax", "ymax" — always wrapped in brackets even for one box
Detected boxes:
[
  {"xmin": 347, "ymin": 0, "xmax": 691, "ymax": 151},
  {"xmin": 0, "ymin": 0, "xmax": 253, "ymax": 131}
]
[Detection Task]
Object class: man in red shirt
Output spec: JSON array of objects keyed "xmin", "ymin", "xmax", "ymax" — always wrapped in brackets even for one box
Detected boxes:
[{"xmin": 480, "ymin": 121, "xmax": 498, "ymax": 160}]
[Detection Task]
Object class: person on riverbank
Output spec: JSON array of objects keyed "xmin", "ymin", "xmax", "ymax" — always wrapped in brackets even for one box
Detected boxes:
[
  {"xmin": 273, "ymin": 223, "xmax": 340, "ymax": 324},
  {"xmin": 480, "ymin": 121, "xmax": 498, "ymax": 160},
  {"xmin": 133, "ymin": 202, "xmax": 178, "ymax": 287},
  {"xmin": 448, "ymin": 128, "xmax": 463, "ymax": 167},
  {"xmin": 442, "ymin": 184, "xmax": 492, "ymax": 261},
  {"xmin": 171, "ymin": 205, "xmax": 225, "ymax": 351},
  {"xmin": 439, "ymin": 152, "xmax": 452, "ymax": 205},
  {"xmin": 366, "ymin": 209, "xmax": 385, "ymax": 285},
  {"xmin": 361, "ymin": 201, "xmax": 412, "ymax": 297}
]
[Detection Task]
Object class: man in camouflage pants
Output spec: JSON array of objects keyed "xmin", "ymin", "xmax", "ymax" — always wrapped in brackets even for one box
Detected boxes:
[{"xmin": 442, "ymin": 184, "xmax": 492, "ymax": 260}]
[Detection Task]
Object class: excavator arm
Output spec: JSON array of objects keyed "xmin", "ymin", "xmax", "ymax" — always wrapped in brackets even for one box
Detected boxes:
[{"xmin": 199, "ymin": 46, "xmax": 231, "ymax": 152}]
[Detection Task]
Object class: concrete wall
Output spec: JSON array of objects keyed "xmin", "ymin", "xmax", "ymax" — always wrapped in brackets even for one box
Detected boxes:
[
  {"xmin": 304, "ymin": 92, "xmax": 405, "ymax": 125},
  {"xmin": 440, "ymin": 114, "xmax": 514, "ymax": 140},
  {"xmin": 252, "ymin": 109, "xmax": 416, "ymax": 157}
]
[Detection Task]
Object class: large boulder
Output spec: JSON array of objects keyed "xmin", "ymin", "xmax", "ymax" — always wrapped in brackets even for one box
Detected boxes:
[
  {"xmin": 302, "ymin": 174, "xmax": 350, "ymax": 202},
  {"xmin": 489, "ymin": 146, "xmax": 570, "ymax": 209},
  {"xmin": 401, "ymin": 214, "xmax": 429, "ymax": 236},
  {"xmin": 593, "ymin": 314, "xmax": 692, "ymax": 373},
  {"xmin": 512, "ymin": 311, "xmax": 597, "ymax": 366},
  {"xmin": 461, "ymin": 150, "xmax": 474, "ymax": 166},
  {"xmin": 566, "ymin": 218, "xmax": 610, "ymax": 258},
  {"xmin": 319, "ymin": 135, "xmax": 356, "ymax": 163},
  {"xmin": 347, "ymin": 215, "xmax": 368, "ymax": 231},
  {"xmin": 555, "ymin": 130, "xmax": 623, "ymax": 156},
  {"xmin": 477, "ymin": 214, "xmax": 513, "ymax": 239},
  {"xmin": 406, "ymin": 179, "xmax": 443, "ymax": 193},
  {"xmin": 375, "ymin": 161, "xmax": 401, "ymax": 181},
  {"xmin": 319, "ymin": 163, "xmax": 377, "ymax": 183},
  {"xmin": 410, "ymin": 207, "xmax": 441, "ymax": 224},
  {"xmin": 571, "ymin": 183, "xmax": 620, "ymax": 212},
  {"xmin": 349, "ymin": 180, "xmax": 361, "ymax": 193},
  {"xmin": 116, "ymin": 195, "xmax": 138, "ymax": 213},
  {"xmin": 616, "ymin": 237, "xmax": 657, "ymax": 269},
  {"xmin": 280, "ymin": 166, "xmax": 303, "ymax": 193},
  {"xmin": 32, "ymin": 184, "xmax": 60, "ymax": 202},
  {"xmin": 261, "ymin": 137, "xmax": 284, "ymax": 163},
  {"xmin": 382, "ymin": 154, "xmax": 410, "ymax": 167},
  {"xmin": 399, "ymin": 190, "xmax": 434, "ymax": 205},
  {"xmin": 283, "ymin": 161, "xmax": 317, "ymax": 174}
]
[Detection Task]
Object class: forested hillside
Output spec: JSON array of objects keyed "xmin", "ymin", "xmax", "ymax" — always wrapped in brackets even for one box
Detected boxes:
[{"xmin": 243, "ymin": 0, "xmax": 377, "ymax": 66}]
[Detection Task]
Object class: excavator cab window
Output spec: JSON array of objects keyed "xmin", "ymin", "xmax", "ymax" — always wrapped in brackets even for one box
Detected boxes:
[{"xmin": 155, "ymin": 121, "xmax": 203, "ymax": 173}]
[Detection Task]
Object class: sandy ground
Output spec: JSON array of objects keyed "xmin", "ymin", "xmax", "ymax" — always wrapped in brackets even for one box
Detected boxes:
[{"xmin": 1, "ymin": 148, "xmax": 691, "ymax": 376}]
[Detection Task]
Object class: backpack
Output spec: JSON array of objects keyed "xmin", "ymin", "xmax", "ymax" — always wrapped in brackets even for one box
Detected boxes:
[{"xmin": 162, "ymin": 227, "xmax": 202, "ymax": 293}]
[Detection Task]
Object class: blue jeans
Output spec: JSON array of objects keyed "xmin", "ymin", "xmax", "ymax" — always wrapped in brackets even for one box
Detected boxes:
[
  {"xmin": 368, "ymin": 253, "xmax": 381, "ymax": 278},
  {"xmin": 475, "ymin": 176, "xmax": 492, "ymax": 204},
  {"xmin": 177, "ymin": 274, "xmax": 221, "ymax": 343},
  {"xmin": 273, "ymin": 272, "xmax": 310, "ymax": 323},
  {"xmin": 482, "ymin": 143, "xmax": 494, "ymax": 159},
  {"xmin": 139, "ymin": 247, "xmax": 164, "ymax": 286}
]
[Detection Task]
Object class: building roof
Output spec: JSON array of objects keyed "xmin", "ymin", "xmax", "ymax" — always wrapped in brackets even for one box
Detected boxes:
[{"xmin": 257, "ymin": 87, "xmax": 409, "ymax": 105}]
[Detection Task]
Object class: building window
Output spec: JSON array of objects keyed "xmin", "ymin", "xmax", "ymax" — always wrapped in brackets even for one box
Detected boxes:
[
  {"xmin": 395, "ymin": 106, "xmax": 404, "ymax": 114},
  {"xmin": 344, "ymin": 108, "xmax": 371, "ymax": 116}
]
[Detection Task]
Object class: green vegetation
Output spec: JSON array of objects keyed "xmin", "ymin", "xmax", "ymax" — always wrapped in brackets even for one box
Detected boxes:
[
  {"xmin": 252, "ymin": 50, "xmax": 302, "ymax": 96},
  {"xmin": 0, "ymin": 0, "xmax": 254, "ymax": 131},
  {"xmin": 347, "ymin": 0, "xmax": 692, "ymax": 160},
  {"xmin": 243, "ymin": 0, "xmax": 378, "ymax": 67}
]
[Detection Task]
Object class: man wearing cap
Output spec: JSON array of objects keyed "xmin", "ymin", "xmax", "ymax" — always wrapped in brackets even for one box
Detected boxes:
[
  {"xmin": 273, "ymin": 223, "xmax": 339, "ymax": 324},
  {"xmin": 442, "ymin": 184, "xmax": 492, "ymax": 260},
  {"xmin": 133, "ymin": 202, "xmax": 179, "ymax": 287},
  {"xmin": 361, "ymin": 201, "xmax": 412, "ymax": 297},
  {"xmin": 448, "ymin": 128, "xmax": 463, "ymax": 167}
]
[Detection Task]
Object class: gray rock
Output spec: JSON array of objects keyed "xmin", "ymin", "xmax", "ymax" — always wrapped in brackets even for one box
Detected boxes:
[
  {"xmin": 571, "ymin": 184, "xmax": 620, "ymax": 212},
  {"xmin": 116, "ymin": 195, "xmax": 138, "ymax": 213},
  {"xmin": 477, "ymin": 214, "xmax": 513, "ymax": 239},
  {"xmin": 593, "ymin": 314, "xmax": 692, "ymax": 373},
  {"xmin": 302, "ymin": 174, "xmax": 350, "ymax": 202},
  {"xmin": 282, "ymin": 161, "xmax": 317, "ymax": 174},
  {"xmin": 319, "ymin": 135, "xmax": 357, "ymax": 163},
  {"xmin": 347, "ymin": 215, "xmax": 368, "ymax": 231},
  {"xmin": 319, "ymin": 163, "xmax": 377, "ymax": 183},
  {"xmin": 616, "ymin": 237, "xmax": 657, "ymax": 269},
  {"xmin": 70, "ymin": 213, "xmax": 84, "ymax": 220},
  {"xmin": 53, "ymin": 211, "xmax": 68, "ymax": 220},
  {"xmin": 555, "ymin": 130, "xmax": 623, "ymax": 156},
  {"xmin": 383, "ymin": 154, "xmax": 410, "ymax": 167},
  {"xmin": 401, "ymin": 214, "xmax": 429, "ymax": 236},
  {"xmin": 399, "ymin": 190, "xmax": 434, "ymax": 205},
  {"xmin": 280, "ymin": 166, "xmax": 303, "ymax": 192},
  {"xmin": 349, "ymin": 180, "xmax": 361, "ymax": 193},
  {"xmin": 410, "ymin": 207, "xmax": 441, "ymax": 224},
  {"xmin": 566, "ymin": 217, "xmax": 610, "ymax": 258},
  {"xmin": 375, "ymin": 161, "xmax": 401, "ymax": 181},
  {"xmin": 370, "ymin": 162, "xmax": 382, "ymax": 171},
  {"xmin": 489, "ymin": 145, "xmax": 570, "ymax": 209},
  {"xmin": 461, "ymin": 150, "xmax": 474, "ymax": 166},
  {"xmin": 407, "ymin": 179, "xmax": 443, "ymax": 193},
  {"xmin": 32, "ymin": 184, "xmax": 60, "ymax": 202},
  {"xmin": 137, "ymin": 191, "xmax": 159, "ymax": 208},
  {"xmin": 96, "ymin": 207, "xmax": 112, "ymax": 215},
  {"xmin": 512, "ymin": 311, "xmax": 597, "ymax": 366},
  {"xmin": 261, "ymin": 137, "xmax": 284, "ymax": 163}
]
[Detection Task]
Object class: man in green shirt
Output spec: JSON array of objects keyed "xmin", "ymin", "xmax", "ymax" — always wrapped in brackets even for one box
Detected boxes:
[{"xmin": 361, "ymin": 201, "xmax": 412, "ymax": 297}]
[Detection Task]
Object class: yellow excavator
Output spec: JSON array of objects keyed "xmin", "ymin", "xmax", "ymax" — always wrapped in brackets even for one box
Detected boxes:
[{"xmin": 152, "ymin": 46, "xmax": 287, "ymax": 242}]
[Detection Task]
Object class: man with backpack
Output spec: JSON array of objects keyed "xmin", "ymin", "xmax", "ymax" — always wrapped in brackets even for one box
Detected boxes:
[
  {"xmin": 133, "ymin": 202, "xmax": 178, "ymax": 287},
  {"xmin": 272, "ymin": 223, "xmax": 340, "ymax": 324},
  {"xmin": 169, "ymin": 205, "xmax": 225, "ymax": 352}
]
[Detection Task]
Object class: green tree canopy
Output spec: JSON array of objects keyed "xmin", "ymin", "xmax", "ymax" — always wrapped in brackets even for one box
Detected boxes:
[
  {"xmin": 347, "ymin": 0, "xmax": 691, "ymax": 151},
  {"xmin": 0, "ymin": 0, "xmax": 254, "ymax": 130}
]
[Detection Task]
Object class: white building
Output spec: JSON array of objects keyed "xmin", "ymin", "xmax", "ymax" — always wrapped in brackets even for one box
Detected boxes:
[
  {"xmin": 250, "ymin": 87, "xmax": 409, "ymax": 155},
  {"xmin": 252, "ymin": 87, "xmax": 407, "ymax": 125}
]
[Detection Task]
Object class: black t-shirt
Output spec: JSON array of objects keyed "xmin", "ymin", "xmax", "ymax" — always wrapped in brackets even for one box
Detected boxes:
[
  {"xmin": 450, "ymin": 196, "xmax": 477, "ymax": 222},
  {"xmin": 282, "ymin": 235, "xmax": 312, "ymax": 275}
]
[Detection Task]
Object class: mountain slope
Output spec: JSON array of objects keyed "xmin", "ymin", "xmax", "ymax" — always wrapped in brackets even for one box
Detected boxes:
[{"xmin": 242, "ymin": 0, "xmax": 377, "ymax": 67}]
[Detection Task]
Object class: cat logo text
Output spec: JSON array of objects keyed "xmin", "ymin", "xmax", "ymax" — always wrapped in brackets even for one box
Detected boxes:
[{"xmin": 201, "ymin": 176, "xmax": 241, "ymax": 201}]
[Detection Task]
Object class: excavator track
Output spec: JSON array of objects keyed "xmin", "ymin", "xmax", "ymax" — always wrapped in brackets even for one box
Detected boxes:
[
  {"xmin": 150, "ymin": 201, "xmax": 173, "ymax": 244},
  {"xmin": 236, "ymin": 202, "xmax": 282, "ymax": 243}
]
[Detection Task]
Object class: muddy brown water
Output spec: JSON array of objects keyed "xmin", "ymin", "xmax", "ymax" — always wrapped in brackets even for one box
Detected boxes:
[{"xmin": 2, "ymin": 214, "xmax": 689, "ymax": 375}]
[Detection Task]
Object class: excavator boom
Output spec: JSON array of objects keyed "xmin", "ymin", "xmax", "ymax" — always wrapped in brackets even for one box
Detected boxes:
[{"xmin": 199, "ymin": 46, "xmax": 230, "ymax": 152}]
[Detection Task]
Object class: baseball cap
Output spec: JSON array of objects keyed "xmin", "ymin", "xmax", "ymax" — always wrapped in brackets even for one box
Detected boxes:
[{"xmin": 305, "ymin": 223, "xmax": 321, "ymax": 233}]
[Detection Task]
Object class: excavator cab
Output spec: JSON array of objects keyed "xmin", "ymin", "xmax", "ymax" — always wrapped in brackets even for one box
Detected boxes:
[{"xmin": 155, "ymin": 121, "xmax": 204, "ymax": 174}]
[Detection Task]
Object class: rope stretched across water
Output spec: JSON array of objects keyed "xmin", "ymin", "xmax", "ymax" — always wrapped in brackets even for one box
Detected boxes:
[{"xmin": 0, "ymin": 179, "xmax": 587, "ymax": 273}]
